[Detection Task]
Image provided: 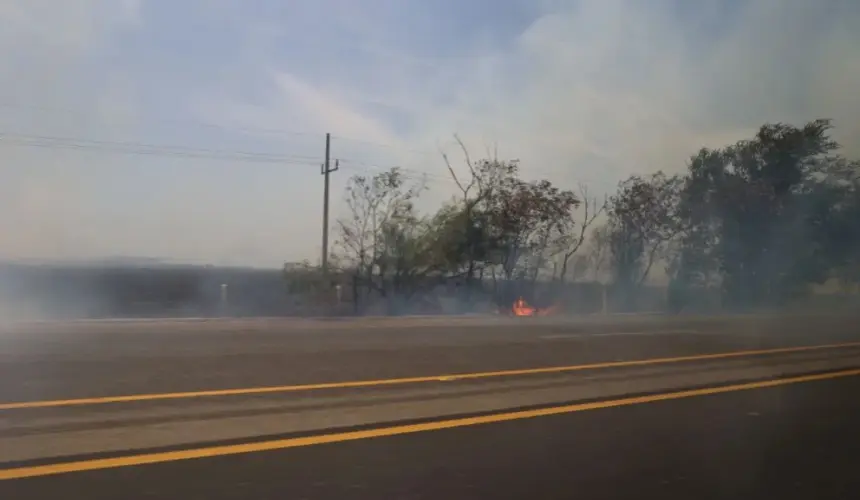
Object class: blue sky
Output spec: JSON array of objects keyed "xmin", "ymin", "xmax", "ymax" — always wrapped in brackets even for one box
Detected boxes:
[{"xmin": 1, "ymin": 0, "xmax": 858, "ymax": 267}]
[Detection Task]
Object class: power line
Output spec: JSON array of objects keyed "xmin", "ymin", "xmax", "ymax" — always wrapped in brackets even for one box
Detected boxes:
[
  {"xmin": 0, "ymin": 99, "xmax": 529, "ymax": 170},
  {"xmin": 1, "ymin": 132, "xmax": 603, "ymax": 193},
  {"xmin": 0, "ymin": 101, "xmax": 324, "ymax": 139},
  {"xmin": 0, "ymin": 99, "xmax": 487, "ymax": 162},
  {"xmin": 336, "ymin": 158, "xmax": 453, "ymax": 183},
  {"xmin": 0, "ymin": 131, "xmax": 459, "ymax": 185},
  {"xmin": 0, "ymin": 129, "xmax": 606, "ymax": 192},
  {"xmin": 0, "ymin": 100, "xmax": 476, "ymax": 157},
  {"xmin": 0, "ymin": 131, "xmax": 461, "ymax": 185},
  {"xmin": 0, "ymin": 132, "xmax": 321, "ymax": 165},
  {"xmin": 0, "ymin": 131, "xmax": 321, "ymax": 159},
  {"xmin": 329, "ymin": 134, "xmax": 438, "ymax": 158}
]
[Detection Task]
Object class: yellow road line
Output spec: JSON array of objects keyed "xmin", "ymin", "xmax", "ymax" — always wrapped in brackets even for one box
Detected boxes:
[
  {"xmin": 1, "ymin": 368, "xmax": 858, "ymax": 481},
  {"xmin": 3, "ymin": 341, "xmax": 860, "ymax": 411}
]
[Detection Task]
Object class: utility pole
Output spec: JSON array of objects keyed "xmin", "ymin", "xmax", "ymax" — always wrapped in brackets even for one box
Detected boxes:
[{"xmin": 320, "ymin": 133, "xmax": 339, "ymax": 277}]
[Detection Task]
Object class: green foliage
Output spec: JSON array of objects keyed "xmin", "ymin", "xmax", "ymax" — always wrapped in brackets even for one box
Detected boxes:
[
  {"xmin": 333, "ymin": 121, "xmax": 859, "ymax": 313},
  {"xmin": 668, "ymin": 119, "xmax": 859, "ymax": 310},
  {"xmin": 607, "ymin": 172, "xmax": 684, "ymax": 294},
  {"xmin": 337, "ymin": 156, "xmax": 580, "ymax": 306}
]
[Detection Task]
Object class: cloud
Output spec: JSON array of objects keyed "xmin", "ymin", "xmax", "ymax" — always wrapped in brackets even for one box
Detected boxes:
[
  {"xmin": 221, "ymin": 0, "xmax": 860, "ymax": 200},
  {"xmin": 0, "ymin": 1, "xmax": 151, "ymax": 259},
  {"xmin": 1, "ymin": 0, "xmax": 858, "ymax": 266},
  {"xmin": 272, "ymin": 72, "xmax": 399, "ymax": 146}
]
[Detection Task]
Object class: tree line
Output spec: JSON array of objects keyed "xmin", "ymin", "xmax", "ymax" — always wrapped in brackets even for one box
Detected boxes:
[{"xmin": 332, "ymin": 119, "xmax": 860, "ymax": 312}]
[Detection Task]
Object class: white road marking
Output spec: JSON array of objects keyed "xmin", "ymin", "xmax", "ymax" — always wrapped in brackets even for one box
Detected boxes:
[{"xmin": 541, "ymin": 329, "xmax": 700, "ymax": 340}]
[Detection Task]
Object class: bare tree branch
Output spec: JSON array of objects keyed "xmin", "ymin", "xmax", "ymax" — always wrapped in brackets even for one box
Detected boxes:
[
  {"xmin": 558, "ymin": 183, "xmax": 606, "ymax": 282},
  {"xmin": 454, "ymin": 133, "xmax": 480, "ymax": 191},
  {"xmin": 441, "ymin": 150, "xmax": 468, "ymax": 195}
]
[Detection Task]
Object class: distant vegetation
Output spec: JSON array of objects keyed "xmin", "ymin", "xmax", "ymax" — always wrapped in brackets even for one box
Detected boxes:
[
  {"xmin": 333, "ymin": 120, "xmax": 860, "ymax": 313},
  {"xmin": 3, "ymin": 119, "xmax": 857, "ymax": 318}
]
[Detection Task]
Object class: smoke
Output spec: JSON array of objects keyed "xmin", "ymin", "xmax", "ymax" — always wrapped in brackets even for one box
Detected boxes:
[
  {"xmin": 1, "ymin": 1, "xmax": 858, "ymax": 319},
  {"xmin": 0, "ymin": 262, "xmax": 245, "ymax": 323}
]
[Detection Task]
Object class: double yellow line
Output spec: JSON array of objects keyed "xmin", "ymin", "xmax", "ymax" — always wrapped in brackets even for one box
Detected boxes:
[
  {"xmin": 4, "ymin": 341, "xmax": 860, "ymax": 411},
  {"xmin": 2, "ymin": 368, "xmax": 859, "ymax": 480}
]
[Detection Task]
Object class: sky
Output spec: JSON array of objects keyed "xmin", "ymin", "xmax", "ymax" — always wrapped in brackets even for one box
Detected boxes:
[{"xmin": 0, "ymin": 0, "xmax": 858, "ymax": 268}]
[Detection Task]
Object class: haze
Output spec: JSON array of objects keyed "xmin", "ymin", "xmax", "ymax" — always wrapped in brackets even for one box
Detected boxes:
[{"xmin": 1, "ymin": 0, "xmax": 858, "ymax": 268}]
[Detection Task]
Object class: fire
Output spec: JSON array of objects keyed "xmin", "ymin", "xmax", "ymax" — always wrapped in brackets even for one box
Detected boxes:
[
  {"xmin": 511, "ymin": 297, "xmax": 561, "ymax": 317},
  {"xmin": 512, "ymin": 297, "xmax": 536, "ymax": 316}
]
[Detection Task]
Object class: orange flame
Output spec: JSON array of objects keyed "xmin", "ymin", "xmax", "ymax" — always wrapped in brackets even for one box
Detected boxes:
[
  {"xmin": 511, "ymin": 297, "xmax": 561, "ymax": 317},
  {"xmin": 512, "ymin": 297, "xmax": 537, "ymax": 316}
]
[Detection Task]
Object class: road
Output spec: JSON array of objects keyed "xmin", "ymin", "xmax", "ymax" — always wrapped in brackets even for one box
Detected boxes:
[
  {"xmin": 2, "ymin": 372, "xmax": 859, "ymax": 499},
  {"xmin": 2, "ymin": 313, "xmax": 860, "ymax": 401},
  {"xmin": 1, "ymin": 314, "xmax": 859, "ymax": 498}
]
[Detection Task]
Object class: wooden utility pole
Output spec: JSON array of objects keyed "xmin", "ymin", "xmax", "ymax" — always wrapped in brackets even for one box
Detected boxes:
[{"xmin": 320, "ymin": 133, "xmax": 338, "ymax": 277}]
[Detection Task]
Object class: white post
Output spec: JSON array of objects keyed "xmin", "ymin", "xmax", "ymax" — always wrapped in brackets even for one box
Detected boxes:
[{"xmin": 220, "ymin": 284, "xmax": 228, "ymax": 316}]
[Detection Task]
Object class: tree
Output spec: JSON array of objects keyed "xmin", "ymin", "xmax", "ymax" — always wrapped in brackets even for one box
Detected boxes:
[
  {"xmin": 679, "ymin": 119, "xmax": 844, "ymax": 308},
  {"xmin": 336, "ymin": 168, "xmax": 428, "ymax": 302},
  {"xmin": 555, "ymin": 183, "xmax": 606, "ymax": 283},
  {"xmin": 439, "ymin": 137, "xmax": 583, "ymax": 304},
  {"xmin": 607, "ymin": 172, "xmax": 684, "ymax": 295},
  {"xmin": 585, "ymin": 224, "xmax": 611, "ymax": 282},
  {"xmin": 482, "ymin": 178, "xmax": 579, "ymax": 285},
  {"xmin": 373, "ymin": 207, "xmax": 442, "ymax": 304},
  {"xmin": 330, "ymin": 119, "xmax": 859, "ymax": 316},
  {"xmin": 802, "ymin": 157, "xmax": 860, "ymax": 290},
  {"xmin": 440, "ymin": 135, "xmax": 520, "ymax": 283}
]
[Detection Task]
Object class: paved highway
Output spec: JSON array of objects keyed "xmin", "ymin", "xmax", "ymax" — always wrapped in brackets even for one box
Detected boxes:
[
  {"xmin": 2, "ymin": 313, "xmax": 859, "ymax": 401},
  {"xmin": 1, "ymin": 314, "xmax": 859, "ymax": 498},
  {"xmin": 2, "ymin": 371, "xmax": 859, "ymax": 499}
]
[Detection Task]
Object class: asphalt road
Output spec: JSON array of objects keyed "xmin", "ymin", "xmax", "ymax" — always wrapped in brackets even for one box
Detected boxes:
[
  {"xmin": 2, "ymin": 313, "xmax": 860, "ymax": 402},
  {"xmin": 2, "ymin": 370, "xmax": 859, "ymax": 499},
  {"xmin": 1, "ymin": 314, "xmax": 859, "ymax": 498}
]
